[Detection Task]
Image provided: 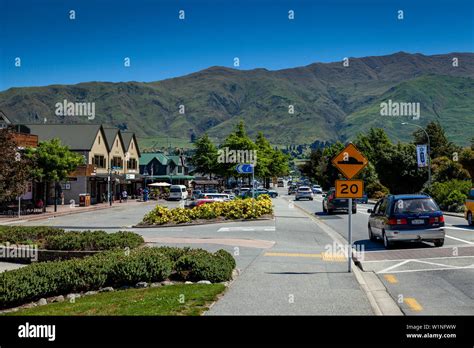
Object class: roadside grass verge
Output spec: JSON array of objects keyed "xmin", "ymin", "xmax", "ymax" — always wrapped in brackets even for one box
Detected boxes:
[{"xmin": 5, "ymin": 284, "xmax": 225, "ymax": 316}]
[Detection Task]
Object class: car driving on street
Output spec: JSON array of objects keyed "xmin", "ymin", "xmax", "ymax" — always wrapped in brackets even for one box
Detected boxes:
[
  {"xmin": 465, "ymin": 188, "xmax": 474, "ymax": 226},
  {"xmin": 322, "ymin": 187, "xmax": 357, "ymax": 214},
  {"xmin": 295, "ymin": 186, "xmax": 313, "ymax": 201},
  {"xmin": 368, "ymin": 193, "xmax": 445, "ymax": 249}
]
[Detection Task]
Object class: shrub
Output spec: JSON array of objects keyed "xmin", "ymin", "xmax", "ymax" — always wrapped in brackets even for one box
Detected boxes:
[
  {"xmin": 0, "ymin": 226, "xmax": 65, "ymax": 245},
  {"xmin": 365, "ymin": 182, "xmax": 389, "ymax": 198},
  {"xmin": 424, "ymin": 179, "xmax": 472, "ymax": 211},
  {"xmin": 0, "ymin": 248, "xmax": 173, "ymax": 309},
  {"xmin": 43, "ymin": 231, "xmax": 144, "ymax": 251},
  {"xmin": 142, "ymin": 196, "xmax": 274, "ymax": 225},
  {"xmin": 175, "ymin": 248, "xmax": 235, "ymax": 283}
]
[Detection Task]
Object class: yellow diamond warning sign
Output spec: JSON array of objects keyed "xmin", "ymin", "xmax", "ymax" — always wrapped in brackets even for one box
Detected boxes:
[{"xmin": 331, "ymin": 143, "xmax": 368, "ymax": 179}]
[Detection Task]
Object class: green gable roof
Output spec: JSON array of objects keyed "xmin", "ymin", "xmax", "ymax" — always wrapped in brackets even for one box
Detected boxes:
[{"xmin": 139, "ymin": 152, "xmax": 169, "ymax": 166}]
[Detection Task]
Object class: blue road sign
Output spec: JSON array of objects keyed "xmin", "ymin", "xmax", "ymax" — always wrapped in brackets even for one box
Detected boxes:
[{"xmin": 236, "ymin": 163, "xmax": 254, "ymax": 174}]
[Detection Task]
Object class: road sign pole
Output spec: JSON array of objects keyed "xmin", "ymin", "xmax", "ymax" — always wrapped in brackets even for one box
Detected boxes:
[
  {"xmin": 348, "ymin": 198, "xmax": 352, "ymax": 273},
  {"xmin": 252, "ymin": 164, "xmax": 255, "ymax": 212}
]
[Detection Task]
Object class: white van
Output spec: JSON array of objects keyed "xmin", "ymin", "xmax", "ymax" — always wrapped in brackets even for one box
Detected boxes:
[{"xmin": 168, "ymin": 185, "xmax": 188, "ymax": 201}]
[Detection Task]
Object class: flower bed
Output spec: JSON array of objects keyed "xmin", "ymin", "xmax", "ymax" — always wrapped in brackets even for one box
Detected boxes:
[{"xmin": 141, "ymin": 195, "xmax": 273, "ymax": 226}]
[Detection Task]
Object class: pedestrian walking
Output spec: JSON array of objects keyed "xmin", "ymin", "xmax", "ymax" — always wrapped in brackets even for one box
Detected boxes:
[{"xmin": 122, "ymin": 189, "xmax": 128, "ymax": 202}]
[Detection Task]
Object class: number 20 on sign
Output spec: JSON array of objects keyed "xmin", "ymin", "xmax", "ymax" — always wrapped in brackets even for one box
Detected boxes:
[{"xmin": 335, "ymin": 180, "xmax": 364, "ymax": 199}]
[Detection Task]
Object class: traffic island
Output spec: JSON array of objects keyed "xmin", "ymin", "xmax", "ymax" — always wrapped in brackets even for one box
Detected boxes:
[{"xmin": 137, "ymin": 195, "xmax": 274, "ymax": 227}]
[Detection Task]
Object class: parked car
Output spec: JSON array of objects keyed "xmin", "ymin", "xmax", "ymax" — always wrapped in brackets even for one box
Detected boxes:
[
  {"xmin": 195, "ymin": 193, "xmax": 231, "ymax": 207},
  {"xmin": 464, "ymin": 188, "xmax": 474, "ymax": 226},
  {"xmin": 168, "ymin": 185, "xmax": 188, "ymax": 201},
  {"xmin": 243, "ymin": 188, "xmax": 278, "ymax": 198},
  {"xmin": 322, "ymin": 188, "xmax": 357, "ymax": 214},
  {"xmin": 368, "ymin": 194, "xmax": 445, "ymax": 249},
  {"xmin": 191, "ymin": 190, "xmax": 203, "ymax": 200},
  {"xmin": 223, "ymin": 189, "xmax": 236, "ymax": 199},
  {"xmin": 295, "ymin": 186, "xmax": 313, "ymax": 201},
  {"xmin": 312, "ymin": 185, "xmax": 323, "ymax": 194},
  {"xmin": 356, "ymin": 193, "xmax": 368, "ymax": 204},
  {"xmin": 277, "ymin": 179, "xmax": 284, "ymax": 187}
]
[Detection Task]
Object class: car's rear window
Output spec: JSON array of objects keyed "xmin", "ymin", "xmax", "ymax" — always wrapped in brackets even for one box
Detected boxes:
[
  {"xmin": 298, "ymin": 187, "xmax": 311, "ymax": 192},
  {"xmin": 170, "ymin": 187, "xmax": 181, "ymax": 193},
  {"xmin": 393, "ymin": 198, "xmax": 440, "ymax": 214}
]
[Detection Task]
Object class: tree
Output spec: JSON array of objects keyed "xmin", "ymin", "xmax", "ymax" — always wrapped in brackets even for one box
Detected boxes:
[
  {"xmin": 413, "ymin": 121, "xmax": 460, "ymax": 159},
  {"xmin": 189, "ymin": 133, "xmax": 218, "ymax": 179},
  {"xmin": 459, "ymin": 148, "xmax": 474, "ymax": 179},
  {"xmin": 24, "ymin": 138, "xmax": 83, "ymax": 211},
  {"xmin": 431, "ymin": 156, "xmax": 471, "ymax": 182},
  {"xmin": 0, "ymin": 129, "xmax": 32, "ymax": 203},
  {"xmin": 377, "ymin": 142, "xmax": 427, "ymax": 193},
  {"xmin": 218, "ymin": 121, "xmax": 257, "ymax": 180}
]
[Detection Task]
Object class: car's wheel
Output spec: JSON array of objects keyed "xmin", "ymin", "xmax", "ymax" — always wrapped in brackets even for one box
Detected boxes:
[
  {"xmin": 327, "ymin": 209, "xmax": 333, "ymax": 215},
  {"xmin": 310, "ymin": 198, "xmax": 313, "ymax": 201},
  {"xmin": 368, "ymin": 224, "xmax": 376, "ymax": 241},
  {"xmin": 323, "ymin": 205, "xmax": 327, "ymax": 213},
  {"xmin": 468, "ymin": 211, "xmax": 473, "ymax": 226},
  {"xmin": 352, "ymin": 208, "xmax": 357, "ymax": 214},
  {"xmin": 383, "ymin": 231, "xmax": 392, "ymax": 249},
  {"xmin": 434, "ymin": 239, "xmax": 445, "ymax": 247}
]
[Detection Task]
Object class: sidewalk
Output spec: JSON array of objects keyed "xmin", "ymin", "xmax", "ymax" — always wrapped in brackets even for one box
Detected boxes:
[
  {"xmin": 0, "ymin": 199, "xmax": 147, "ymax": 225},
  {"xmin": 207, "ymin": 198, "xmax": 374, "ymax": 315}
]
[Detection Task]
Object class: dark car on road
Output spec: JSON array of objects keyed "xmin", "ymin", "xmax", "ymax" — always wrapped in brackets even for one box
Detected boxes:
[
  {"xmin": 322, "ymin": 188, "xmax": 357, "ymax": 214},
  {"xmin": 368, "ymin": 194, "xmax": 445, "ymax": 249},
  {"xmin": 356, "ymin": 193, "xmax": 368, "ymax": 204}
]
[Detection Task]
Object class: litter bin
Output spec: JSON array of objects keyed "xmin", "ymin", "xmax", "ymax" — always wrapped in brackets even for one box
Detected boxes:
[{"xmin": 79, "ymin": 193, "xmax": 91, "ymax": 207}]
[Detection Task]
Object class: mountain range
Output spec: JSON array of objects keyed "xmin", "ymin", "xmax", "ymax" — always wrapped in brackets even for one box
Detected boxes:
[{"xmin": 1, "ymin": 52, "xmax": 473, "ymax": 146}]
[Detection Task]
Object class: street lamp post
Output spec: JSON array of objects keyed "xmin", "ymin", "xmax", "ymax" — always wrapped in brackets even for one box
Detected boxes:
[{"xmin": 401, "ymin": 122, "xmax": 431, "ymax": 186}]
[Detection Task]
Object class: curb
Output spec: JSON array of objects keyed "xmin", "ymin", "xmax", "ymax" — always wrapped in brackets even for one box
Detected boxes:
[
  {"xmin": 283, "ymin": 196, "xmax": 403, "ymax": 316},
  {"xmin": 134, "ymin": 216, "xmax": 275, "ymax": 228}
]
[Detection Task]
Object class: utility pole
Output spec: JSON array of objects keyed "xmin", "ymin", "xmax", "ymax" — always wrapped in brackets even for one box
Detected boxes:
[{"xmin": 108, "ymin": 159, "xmax": 112, "ymax": 206}]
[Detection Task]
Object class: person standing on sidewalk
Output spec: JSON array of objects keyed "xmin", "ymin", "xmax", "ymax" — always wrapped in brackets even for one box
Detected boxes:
[{"xmin": 122, "ymin": 189, "xmax": 128, "ymax": 202}]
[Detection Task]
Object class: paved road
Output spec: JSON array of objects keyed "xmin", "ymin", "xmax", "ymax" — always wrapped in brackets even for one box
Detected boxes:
[
  {"xmin": 16, "ymin": 195, "xmax": 374, "ymax": 315},
  {"xmin": 288, "ymin": 191, "xmax": 474, "ymax": 315}
]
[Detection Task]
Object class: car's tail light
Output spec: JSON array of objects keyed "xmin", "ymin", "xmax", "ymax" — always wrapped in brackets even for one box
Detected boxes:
[
  {"xmin": 429, "ymin": 216, "xmax": 444, "ymax": 224},
  {"xmin": 388, "ymin": 218, "xmax": 407, "ymax": 225}
]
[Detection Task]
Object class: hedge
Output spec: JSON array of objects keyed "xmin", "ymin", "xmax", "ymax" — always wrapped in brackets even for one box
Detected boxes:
[
  {"xmin": 0, "ymin": 248, "xmax": 173, "ymax": 309},
  {"xmin": 0, "ymin": 226, "xmax": 64, "ymax": 245},
  {"xmin": 43, "ymin": 231, "xmax": 144, "ymax": 251},
  {"xmin": 0, "ymin": 247, "xmax": 236, "ymax": 309},
  {"xmin": 0, "ymin": 226, "xmax": 144, "ymax": 251},
  {"xmin": 143, "ymin": 195, "xmax": 273, "ymax": 225},
  {"xmin": 174, "ymin": 248, "xmax": 236, "ymax": 283}
]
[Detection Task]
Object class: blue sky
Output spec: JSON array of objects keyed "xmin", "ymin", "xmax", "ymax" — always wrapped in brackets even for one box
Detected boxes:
[{"xmin": 0, "ymin": 0, "xmax": 473, "ymax": 91}]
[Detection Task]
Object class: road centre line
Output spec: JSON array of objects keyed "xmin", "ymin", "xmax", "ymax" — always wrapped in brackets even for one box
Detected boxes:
[{"xmin": 404, "ymin": 298, "xmax": 423, "ymax": 312}]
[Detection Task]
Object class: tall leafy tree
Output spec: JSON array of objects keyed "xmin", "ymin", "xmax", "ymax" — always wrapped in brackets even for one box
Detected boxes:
[
  {"xmin": 0, "ymin": 129, "xmax": 33, "ymax": 203},
  {"xmin": 218, "ymin": 121, "xmax": 257, "ymax": 180},
  {"xmin": 189, "ymin": 133, "xmax": 218, "ymax": 179},
  {"xmin": 24, "ymin": 138, "xmax": 83, "ymax": 210},
  {"xmin": 413, "ymin": 121, "xmax": 460, "ymax": 159}
]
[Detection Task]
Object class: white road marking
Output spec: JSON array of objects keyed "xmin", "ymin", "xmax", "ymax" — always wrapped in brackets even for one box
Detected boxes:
[
  {"xmin": 217, "ymin": 226, "xmax": 276, "ymax": 232},
  {"xmin": 377, "ymin": 258, "xmax": 474, "ymax": 274},
  {"xmin": 381, "ymin": 265, "xmax": 474, "ymax": 274},
  {"xmin": 0, "ymin": 220, "xmax": 27, "ymax": 225},
  {"xmin": 377, "ymin": 259, "xmax": 412, "ymax": 274},
  {"xmin": 444, "ymin": 226, "xmax": 474, "ymax": 232},
  {"xmin": 445, "ymin": 235, "xmax": 474, "ymax": 245}
]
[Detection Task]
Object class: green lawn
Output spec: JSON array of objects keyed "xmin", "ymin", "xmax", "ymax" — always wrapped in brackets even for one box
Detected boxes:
[{"xmin": 5, "ymin": 284, "xmax": 225, "ymax": 316}]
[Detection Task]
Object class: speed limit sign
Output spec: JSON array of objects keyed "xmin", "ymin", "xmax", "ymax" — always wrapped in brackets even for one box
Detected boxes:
[{"xmin": 335, "ymin": 180, "xmax": 364, "ymax": 199}]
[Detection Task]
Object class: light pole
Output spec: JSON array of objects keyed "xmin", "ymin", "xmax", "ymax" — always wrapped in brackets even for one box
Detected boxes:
[{"xmin": 401, "ymin": 122, "xmax": 431, "ymax": 186}]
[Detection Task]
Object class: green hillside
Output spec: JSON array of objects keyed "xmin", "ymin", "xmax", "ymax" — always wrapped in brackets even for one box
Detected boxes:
[{"xmin": 0, "ymin": 52, "xmax": 473, "ymax": 146}]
